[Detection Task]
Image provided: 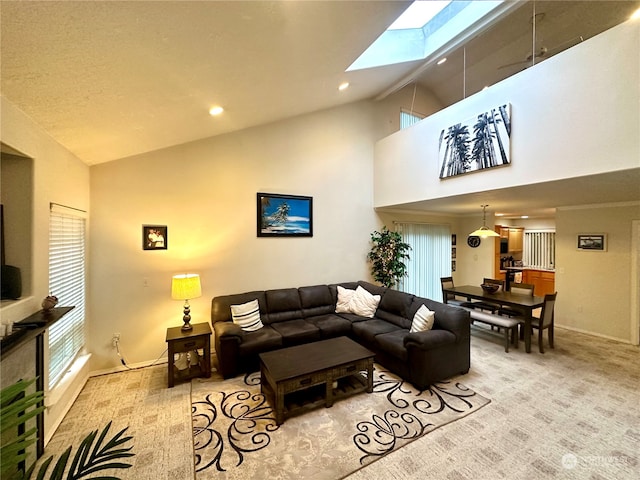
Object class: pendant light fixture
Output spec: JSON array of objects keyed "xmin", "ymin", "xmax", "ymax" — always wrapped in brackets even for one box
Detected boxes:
[{"xmin": 469, "ymin": 204, "xmax": 500, "ymax": 238}]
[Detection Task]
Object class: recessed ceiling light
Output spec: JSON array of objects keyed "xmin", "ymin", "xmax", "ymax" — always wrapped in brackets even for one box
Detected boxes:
[
  {"xmin": 338, "ymin": 82, "xmax": 350, "ymax": 91},
  {"xmin": 437, "ymin": 57, "xmax": 447, "ymax": 65},
  {"xmin": 631, "ymin": 7, "xmax": 640, "ymax": 20},
  {"xmin": 495, "ymin": 213, "xmax": 505, "ymax": 217},
  {"xmin": 521, "ymin": 215, "xmax": 529, "ymax": 219},
  {"xmin": 209, "ymin": 106, "xmax": 224, "ymax": 116}
]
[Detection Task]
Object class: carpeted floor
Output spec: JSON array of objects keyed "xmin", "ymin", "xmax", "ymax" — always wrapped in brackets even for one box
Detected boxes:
[
  {"xmin": 40, "ymin": 325, "xmax": 640, "ymax": 479},
  {"xmin": 191, "ymin": 366, "xmax": 488, "ymax": 480}
]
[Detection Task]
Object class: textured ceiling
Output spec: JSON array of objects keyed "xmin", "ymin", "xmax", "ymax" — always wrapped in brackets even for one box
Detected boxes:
[
  {"xmin": 0, "ymin": 0, "xmax": 410, "ymax": 165},
  {"xmin": 1, "ymin": 1, "xmax": 638, "ymax": 218}
]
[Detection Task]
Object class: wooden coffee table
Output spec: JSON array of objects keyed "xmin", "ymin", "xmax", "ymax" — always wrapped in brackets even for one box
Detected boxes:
[{"xmin": 259, "ymin": 336, "xmax": 374, "ymax": 425}]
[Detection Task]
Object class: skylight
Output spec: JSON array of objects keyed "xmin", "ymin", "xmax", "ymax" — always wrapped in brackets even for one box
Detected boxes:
[
  {"xmin": 347, "ymin": 0, "xmax": 504, "ymax": 71},
  {"xmin": 387, "ymin": 1, "xmax": 450, "ymax": 30}
]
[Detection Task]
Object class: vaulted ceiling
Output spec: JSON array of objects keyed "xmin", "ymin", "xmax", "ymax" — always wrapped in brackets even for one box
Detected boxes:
[{"xmin": 1, "ymin": 1, "xmax": 638, "ymax": 217}]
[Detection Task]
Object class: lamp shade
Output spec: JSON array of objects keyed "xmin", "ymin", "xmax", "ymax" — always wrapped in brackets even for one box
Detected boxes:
[
  {"xmin": 469, "ymin": 226, "xmax": 500, "ymax": 238},
  {"xmin": 171, "ymin": 274, "xmax": 202, "ymax": 300},
  {"xmin": 469, "ymin": 204, "xmax": 500, "ymax": 238}
]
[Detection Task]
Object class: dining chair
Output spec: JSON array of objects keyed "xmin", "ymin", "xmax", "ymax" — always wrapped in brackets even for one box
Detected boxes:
[
  {"xmin": 530, "ymin": 292, "xmax": 558, "ymax": 353},
  {"xmin": 440, "ymin": 277, "xmax": 474, "ymax": 308},
  {"xmin": 498, "ymin": 282, "xmax": 535, "ymax": 317},
  {"xmin": 469, "ymin": 278, "xmax": 504, "ymax": 313}
]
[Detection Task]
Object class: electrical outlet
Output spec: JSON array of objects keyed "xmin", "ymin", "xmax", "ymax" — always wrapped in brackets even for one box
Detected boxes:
[{"xmin": 112, "ymin": 333, "xmax": 121, "ymax": 348}]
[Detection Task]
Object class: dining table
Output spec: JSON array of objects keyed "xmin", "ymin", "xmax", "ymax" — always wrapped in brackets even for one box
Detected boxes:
[{"xmin": 442, "ymin": 285, "xmax": 544, "ymax": 353}]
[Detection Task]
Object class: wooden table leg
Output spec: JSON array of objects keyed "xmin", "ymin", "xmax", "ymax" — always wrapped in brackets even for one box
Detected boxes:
[
  {"xmin": 203, "ymin": 337, "xmax": 211, "ymax": 378},
  {"xmin": 366, "ymin": 361, "xmax": 373, "ymax": 393},
  {"xmin": 524, "ymin": 314, "xmax": 532, "ymax": 353},
  {"xmin": 326, "ymin": 375, "xmax": 334, "ymax": 408},
  {"xmin": 275, "ymin": 383, "xmax": 285, "ymax": 425},
  {"xmin": 167, "ymin": 343, "xmax": 175, "ymax": 388}
]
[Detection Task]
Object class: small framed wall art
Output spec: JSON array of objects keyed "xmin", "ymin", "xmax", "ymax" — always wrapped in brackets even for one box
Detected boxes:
[
  {"xmin": 257, "ymin": 192, "xmax": 313, "ymax": 237},
  {"xmin": 577, "ymin": 234, "xmax": 607, "ymax": 251},
  {"xmin": 143, "ymin": 225, "xmax": 167, "ymax": 250}
]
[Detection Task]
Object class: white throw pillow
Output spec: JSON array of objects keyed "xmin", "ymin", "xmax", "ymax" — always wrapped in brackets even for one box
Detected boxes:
[
  {"xmin": 349, "ymin": 286, "xmax": 381, "ymax": 318},
  {"xmin": 230, "ymin": 299, "xmax": 264, "ymax": 332},
  {"xmin": 410, "ymin": 304, "xmax": 435, "ymax": 333},
  {"xmin": 335, "ymin": 286, "xmax": 356, "ymax": 313}
]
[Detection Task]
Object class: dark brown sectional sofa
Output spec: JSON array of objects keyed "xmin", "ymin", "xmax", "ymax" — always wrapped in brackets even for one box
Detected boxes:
[{"xmin": 210, "ymin": 280, "xmax": 470, "ymax": 390}]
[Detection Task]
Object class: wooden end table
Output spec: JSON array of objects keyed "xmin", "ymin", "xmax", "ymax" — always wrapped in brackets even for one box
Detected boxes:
[{"xmin": 165, "ymin": 322, "xmax": 212, "ymax": 388}]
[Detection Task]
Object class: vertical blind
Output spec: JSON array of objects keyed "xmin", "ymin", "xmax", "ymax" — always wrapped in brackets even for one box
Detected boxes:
[
  {"xmin": 523, "ymin": 231, "xmax": 556, "ymax": 270},
  {"xmin": 396, "ymin": 222, "xmax": 451, "ymax": 300},
  {"xmin": 400, "ymin": 110, "xmax": 425, "ymax": 130},
  {"xmin": 48, "ymin": 204, "xmax": 86, "ymax": 389}
]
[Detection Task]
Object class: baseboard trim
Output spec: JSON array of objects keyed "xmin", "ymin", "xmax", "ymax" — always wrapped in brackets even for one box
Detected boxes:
[{"xmin": 555, "ymin": 324, "xmax": 633, "ymax": 345}]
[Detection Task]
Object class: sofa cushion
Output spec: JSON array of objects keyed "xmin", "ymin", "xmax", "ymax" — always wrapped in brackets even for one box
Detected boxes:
[
  {"xmin": 211, "ymin": 291, "xmax": 268, "ymax": 324},
  {"xmin": 375, "ymin": 330, "xmax": 409, "ymax": 362},
  {"xmin": 237, "ymin": 326, "xmax": 282, "ymax": 356},
  {"xmin": 336, "ymin": 312, "xmax": 370, "ymax": 324},
  {"xmin": 351, "ymin": 318, "xmax": 403, "ymax": 344},
  {"xmin": 375, "ymin": 289, "xmax": 414, "ymax": 329},
  {"xmin": 265, "ymin": 288, "xmax": 303, "ymax": 323},
  {"xmin": 306, "ymin": 314, "xmax": 352, "ymax": 337},
  {"xmin": 410, "ymin": 304, "xmax": 435, "ymax": 333},
  {"xmin": 357, "ymin": 281, "xmax": 387, "ymax": 297},
  {"xmin": 299, "ymin": 285, "xmax": 335, "ymax": 317},
  {"xmin": 270, "ymin": 319, "xmax": 321, "ymax": 346},
  {"xmin": 230, "ymin": 299, "xmax": 264, "ymax": 332}
]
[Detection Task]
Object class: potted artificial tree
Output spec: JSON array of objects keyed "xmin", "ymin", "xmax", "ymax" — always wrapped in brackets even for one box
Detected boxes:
[{"xmin": 367, "ymin": 226, "xmax": 411, "ymax": 288}]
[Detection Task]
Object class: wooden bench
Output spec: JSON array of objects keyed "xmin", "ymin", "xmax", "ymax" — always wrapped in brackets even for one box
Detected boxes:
[{"xmin": 463, "ymin": 308, "xmax": 522, "ymax": 352}]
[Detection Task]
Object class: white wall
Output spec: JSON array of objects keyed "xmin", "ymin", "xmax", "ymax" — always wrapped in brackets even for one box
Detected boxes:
[
  {"xmin": 89, "ymin": 101, "xmax": 380, "ymax": 371},
  {"xmin": 372, "ymin": 21, "xmax": 640, "ymax": 343},
  {"xmin": 374, "ymin": 20, "xmax": 639, "ymax": 209}
]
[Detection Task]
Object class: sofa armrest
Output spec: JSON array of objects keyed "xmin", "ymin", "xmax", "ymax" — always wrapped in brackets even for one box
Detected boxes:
[
  {"xmin": 403, "ymin": 329, "xmax": 457, "ymax": 351},
  {"xmin": 212, "ymin": 321, "xmax": 243, "ymax": 378},
  {"xmin": 213, "ymin": 320, "xmax": 243, "ymax": 339}
]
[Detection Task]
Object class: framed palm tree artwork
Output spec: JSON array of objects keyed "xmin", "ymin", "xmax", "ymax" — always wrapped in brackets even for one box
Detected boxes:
[
  {"xmin": 438, "ymin": 103, "xmax": 511, "ymax": 179},
  {"xmin": 257, "ymin": 193, "xmax": 313, "ymax": 237}
]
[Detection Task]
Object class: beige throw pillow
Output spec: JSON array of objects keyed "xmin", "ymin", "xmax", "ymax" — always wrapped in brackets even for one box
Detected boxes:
[
  {"xmin": 410, "ymin": 304, "xmax": 435, "ymax": 333},
  {"xmin": 349, "ymin": 286, "xmax": 381, "ymax": 318},
  {"xmin": 335, "ymin": 286, "xmax": 356, "ymax": 313}
]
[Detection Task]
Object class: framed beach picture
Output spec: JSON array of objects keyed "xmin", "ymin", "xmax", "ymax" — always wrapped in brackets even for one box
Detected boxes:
[
  {"xmin": 143, "ymin": 225, "xmax": 167, "ymax": 250},
  {"xmin": 257, "ymin": 193, "xmax": 313, "ymax": 237},
  {"xmin": 577, "ymin": 234, "xmax": 607, "ymax": 251}
]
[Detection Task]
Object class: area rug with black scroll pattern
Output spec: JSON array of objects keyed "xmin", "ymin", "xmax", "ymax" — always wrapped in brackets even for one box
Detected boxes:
[{"xmin": 191, "ymin": 365, "xmax": 490, "ymax": 480}]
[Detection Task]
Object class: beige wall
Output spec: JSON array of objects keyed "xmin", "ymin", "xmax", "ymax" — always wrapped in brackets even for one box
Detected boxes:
[
  {"xmin": 556, "ymin": 203, "xmax": 640, "ymax": 342},
  {"xmin": 0, "ymin": 97, "xmax": 90, "ymax": 320},
  {"xmin": 0, "ymin": 96, "xmax": 91, "ymax": 443},
  {"xmin": 88, "ymin": 101, "xmax": 381, "ymax": 371}
]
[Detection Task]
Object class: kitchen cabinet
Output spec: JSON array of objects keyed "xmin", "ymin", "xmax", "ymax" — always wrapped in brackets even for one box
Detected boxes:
[
  {"xmin": 523, "ymin": 269, "xmax": 555, "ymax": 296},
  {"xmin": 508, "ymin": 228, "xmax": 523, "ymax": 252}
]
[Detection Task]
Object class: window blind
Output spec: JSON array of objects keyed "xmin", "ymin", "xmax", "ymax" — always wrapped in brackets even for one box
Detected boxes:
[
  {"xmin": 48, "ymin": 204, "xmax": 86, "ymax": 389},
  {"xmin": 523, "ymin": 230, "xmax": 555, "ymax": 270},
  {"xmin": 396, "ymin": 222, "xmax": 451, "ymax": 300},
  {"xmin": 400, "ymin": 110, "xmax": 425, "ymax": 129}
]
